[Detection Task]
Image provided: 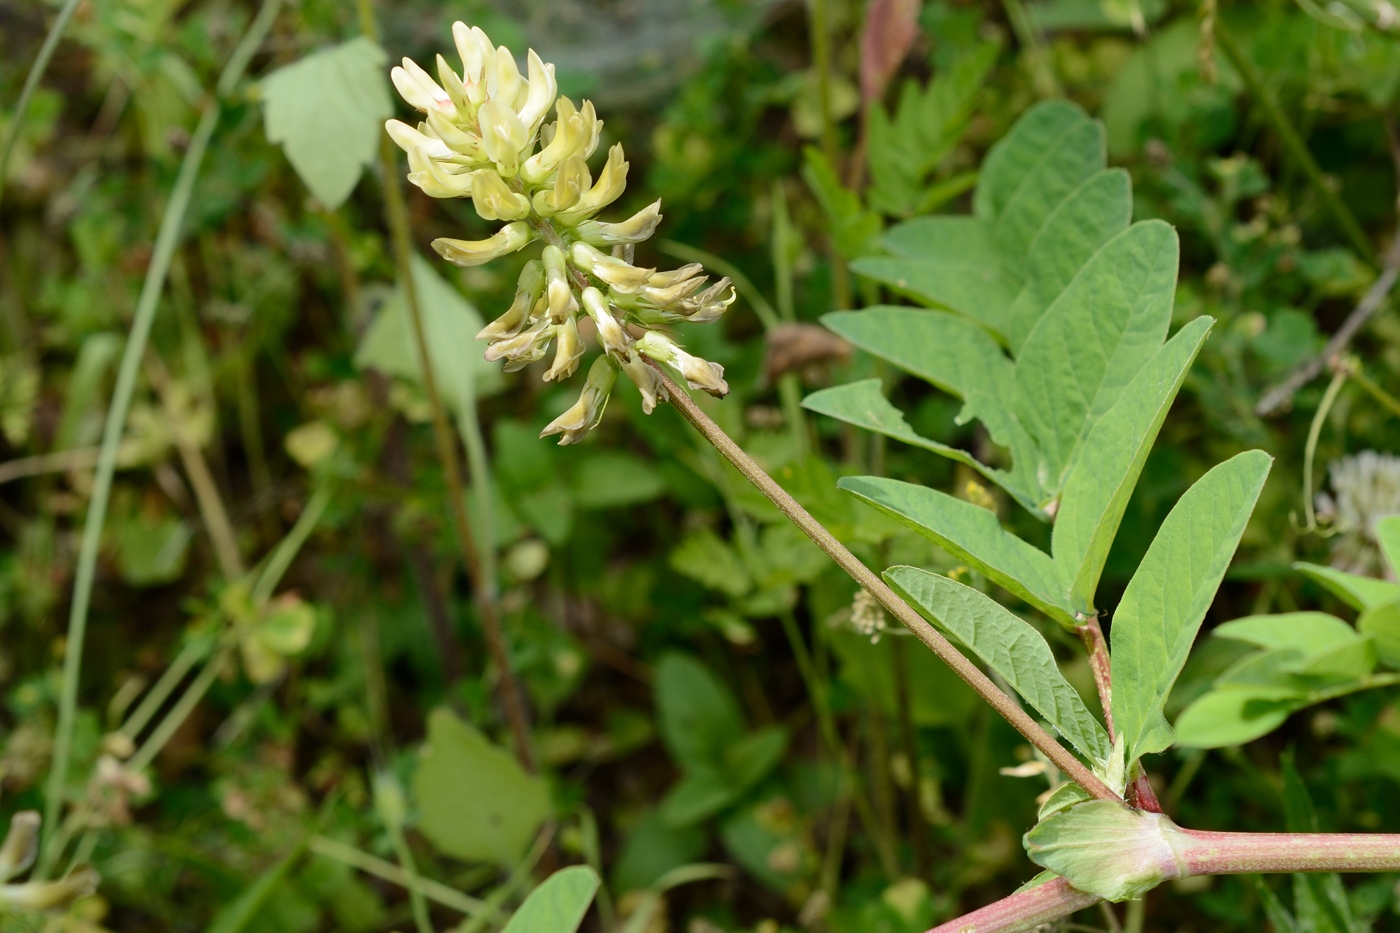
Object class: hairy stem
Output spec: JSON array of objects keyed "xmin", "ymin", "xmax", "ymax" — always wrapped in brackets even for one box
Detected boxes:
[
  {"xmin": 1177, "ymin": 829, "xmax": 1400, "ymax": 875},
  {"xmin": 651, "ymin": 364, "xmax": 1119, "ymax": 801},
  {"xmin": 927, "ymin": 878, "xmax": 1099, "ymax": 933},
  {"xmin": 1077, "ymin": 617, "xmax": 1115, "ymax": 737},
  {"xmin": 40, "ymin": 0, "xmax": 284, "ymax": 867}
]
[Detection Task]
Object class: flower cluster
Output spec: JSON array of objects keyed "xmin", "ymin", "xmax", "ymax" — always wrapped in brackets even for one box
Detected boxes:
[{"xmin": 385, "ymin": 24, "xmax": 735, "ymax": 444}]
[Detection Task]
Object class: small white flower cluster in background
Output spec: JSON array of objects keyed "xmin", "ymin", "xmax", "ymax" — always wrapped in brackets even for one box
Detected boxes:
[
  {"xmin": 849, "ymin": 589, "xmax": 889, "ymax": 643},
  {"xmin": 1315, "ymin": 450, "xmax": 1400, "ymax": 578},
  {"xmin": 385, "ymin": 24, "xmax": 735, "ymax": 444}
]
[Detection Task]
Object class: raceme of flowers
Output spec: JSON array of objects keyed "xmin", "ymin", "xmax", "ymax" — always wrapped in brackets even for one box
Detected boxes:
[{"xmin": 385, "ymin": 23, "xmax": 736, "ymax": 444}]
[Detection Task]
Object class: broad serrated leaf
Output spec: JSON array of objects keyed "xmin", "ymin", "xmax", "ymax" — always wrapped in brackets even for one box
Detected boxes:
[
  {"xmin": 1003, "ymin": 169, "xmax": 1133, "ymax": 342},
  {"xmin": 1013, "ymin": 221, "xmax": 1178, "ymax": 490},
  {"xmin": 413, "ymin": 708, "xmax": 549, "ymax": 865},
  {"xmin": 884, "ymin": 567, "xmax": 1111, "ymax": 761},
  {"xmin": 801, "ymin": 380, "xmax": 1042, "ymax": 514},
  {"xmin": 354, "ymin": 254, "xmax": 502, "ymax": 411},
  {"xmin": 851, "ymin": 218, "xmax": 1020, "ymax": 339},
  {"xmin": 838, "ymin": 475, "xmax": 1073, "ymax": 625},
  {"xmin": 1052, "ymin": 316, "xmax": 1213, "ymax": 613},
  {"xmin": 501, "ymin": 866, "xmax": 600, "ymax": 933},
  {"xmin": 1110, "ymin": 450, "xmax": 1272, "ymax": 763},
  {"xmin": 655, "ymin": 654, "xmax": 746, "ymax": 772},
  {"xmin": 820, "ymin": 307, "xmax": 1043, "ymax": 503},
  {"xmin": 260, "ymin": 38, "xmax": 392, "ymax": 209},
  {"xmin": 974, "ymin": 100, "xmax": 1093, "ymax": 221},
  {"xmin": 1293, "ymin": 562, "xmax": 1400, "ymax": 611},
  {"xmin": 1212, "ymin": 612, "xmax": 1360, "ymax": 655}
]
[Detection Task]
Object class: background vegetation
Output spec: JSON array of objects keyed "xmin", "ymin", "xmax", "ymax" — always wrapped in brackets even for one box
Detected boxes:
[{"xmin": 1, "ymin": 0, "xmax": 1399, "ymax": 929}]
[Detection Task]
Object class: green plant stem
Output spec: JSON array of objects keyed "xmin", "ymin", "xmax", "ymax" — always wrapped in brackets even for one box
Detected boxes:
[
  {"xmin": 931, "ymin": 877, "xmax": 1100, "ymax": 933},
  {"xmin": 1214, "ymin": 22, "xmax": 1375, "ymax": 269},
  {"xmin": 649, "ymin": 363, "xmax": 1119, "ymax": 801},
  {"xmin": 251, "ymin": 484, "xmax": 331, "ymax": 605},
  {"xmin": 126, "ymin": 643, "xmax": 233, "ymax": 774},
  {"xmin": 1299, "ymin": 367, "xmax": 1347, "ymax": 533},
  {"xmin": 0, "ymin": 0, "xmax": 84, "ymax": 212},
  {"xmin": 1347, "ymin": 363, "xmax": 1400, "ymax": 419},
  {"xmin": 118, "ymin": 637, "xmax": 212, "ymax": 742},
  {"xmin": 384, "ymin": 820, "xmax": 434, "ymax": 933},
  {"xmin": 308, "ymin": 835, "xmax": 500, "ymax": 920},
  {"xmin": 1000, "ymin": 0, "xmax": 1061, "ymax": 98},
  {"xmin": 357, "ymin": 0, "xmax": 533, "ymax": 773},
  {"xmin": 40, "ymin": 0, "xmax": 283, "ymax": 865}
]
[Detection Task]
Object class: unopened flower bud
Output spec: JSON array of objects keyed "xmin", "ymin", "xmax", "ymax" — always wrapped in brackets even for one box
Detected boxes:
[
  {"xmin": 618, "ymin": 352, "xmax": 669, "ymax": 413},
  {"xmin": 647, "ymin": 263, "xmax": 704, "ymax": 289},
  {"xmin": 544, "ymin": 315, "xmax": 585, "ymax": 382},
  {"xmin": 471, "ymin": 169, "xmax": 531, "ymax": 221},
  {"xmin": 0, "ymin": 812, "xmax": 39, "ymax": 882},
  {"xmin": 433, "ymin": 222, "xmax": 532, "ymax": 267},
  {"xmin": 542, "ymin": 355, "xmax": 617, "ymax": 444},
  {"xmin": 635, "ymin": 331, "xmax": 728, "ymax": 397},
  {"xmin": 0, "ymin": 865, "xmax": 99, "ymax": 912},
  {"xmin": 542, "ymin": 245, "xmax": 579, "ymax": 321},
  {"xmin": 580, "ymin": 286, "xmax": 628, "ymax": 356},
  {"xmin": 485, "ymin": 316, "xmax": 553, "ymax": 371},
  {"xmin": 576, "ymin": 200, "xmax": 664, "ymax": 246},
  {"xmin": 479, "ymin": 260, "xmax": 544, "ymax": 341},
  {"xmin": 569, "ymin": 242, "xmax": 653, "ymax": 292},
  {"xmin": 477, "ymin": 99, "xmax": 529, "ymax": 176}
]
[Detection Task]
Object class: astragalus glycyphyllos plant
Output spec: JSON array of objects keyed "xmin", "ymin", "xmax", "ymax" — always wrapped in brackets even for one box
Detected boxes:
[
  {"xmin": 385, "ymin": 23, "xmax": 734, "ymax": 444},
  {"xmin": 394, "ymin": 26, "xmax": 1400, "ymax": 933}
]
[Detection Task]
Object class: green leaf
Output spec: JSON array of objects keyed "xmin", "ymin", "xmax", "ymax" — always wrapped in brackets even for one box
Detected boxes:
[
  {"xmin": 991, "ymin": 119, "xmax": 1105, "ymax": 266},
  {"xmin": 354, "ymin": 253, "xmax": 502, "ymax": 412},
  {"xmin": 1037, "ymin": 782, "xmax": 1092, "ymax": 818},
  {"xmin": 669, "ymin": 528, "xmax": 751, "ymax": 598},
  {"xmin": 260, "ymin": 38, "xmax": 392, "ymax": 209},
  {"xmin": 1358, "ymin": 601, "xmax": 1400, "ymax": 668},
  {"xmin": 1172, "ymin": 686, "xmax": 1303, "ymax": 749},
  {"xmin": 1293, "ymin": 562, "xmax": 1400, "ymax": 611},
  {"xmin": 1294, "ymin": 637, "xmax": 1377, "ymax": 685},
  {"xmin": 572, "ymin": 452, "xmax": 666, "ymax": 509},
  {"xmin": 723, "ymin": 726, "xmax": 788, "ymax": 792},
  {"xmin": 802, "ymin": 146, "xmax": 882, "ymax": 260},
  {"xmin": 500, "ymin": 866, "xmax": 599, "ymax": 933},
  {"xmin": 1109, "ymin": 449, "xmax": 1272, "ymax": 763},
  {"xmin": 1013, "ymin": 221, "xmax": 1178, "ymax": 490},
  {"xmin": 1052, "ymin": 316, "xmax": 1213, "ymax": 613},
  {"xmin": 851, "ymin": 218, "xmax": 1020, "ymax": 340},
  {"xmin": 974, "ymin": 100, "xmax": 1093, "ymax": 221},
  {"xmin": 412, "ymin": 708, "xmax": 550, "ymax": 865},
  {"xmin": 820, "ymin": 307, "xmax": 1042, "ymax": 503},
  {"xmin": 655, "ymin": 654, "xmax": 746, "ymax": 772},
  {"xmin": 1213, "ymin": 612, "xmax": 1360, "ymax": 656},
  {"xmin": 207, "ymin": 838, "xmax": 309, "ymax": 933},
  {"xmin": 802, "ymin": 381, "xmax": 1041, "ymax": 514},
  {"xmin": 659, "ymin": 769, "xmax": 741, "ymax": 827},
  {"xmin": 1003, "ymin": 169, "xmax": 1133, "ymax": 343},
  {"xmin": 884, "ymin": 567, "xmax": 1111, "ymax": 762},
  {"xmin": 837, "ymin": 475, "xmax": 1074, "ymax": 625},
  {"xmin": 1378, "ymin": 515, "xmax": 1400, "ymax": 575},
  {"xmin": 612, "ymin": 811, "xmax": 707, "ymax": 893}
]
